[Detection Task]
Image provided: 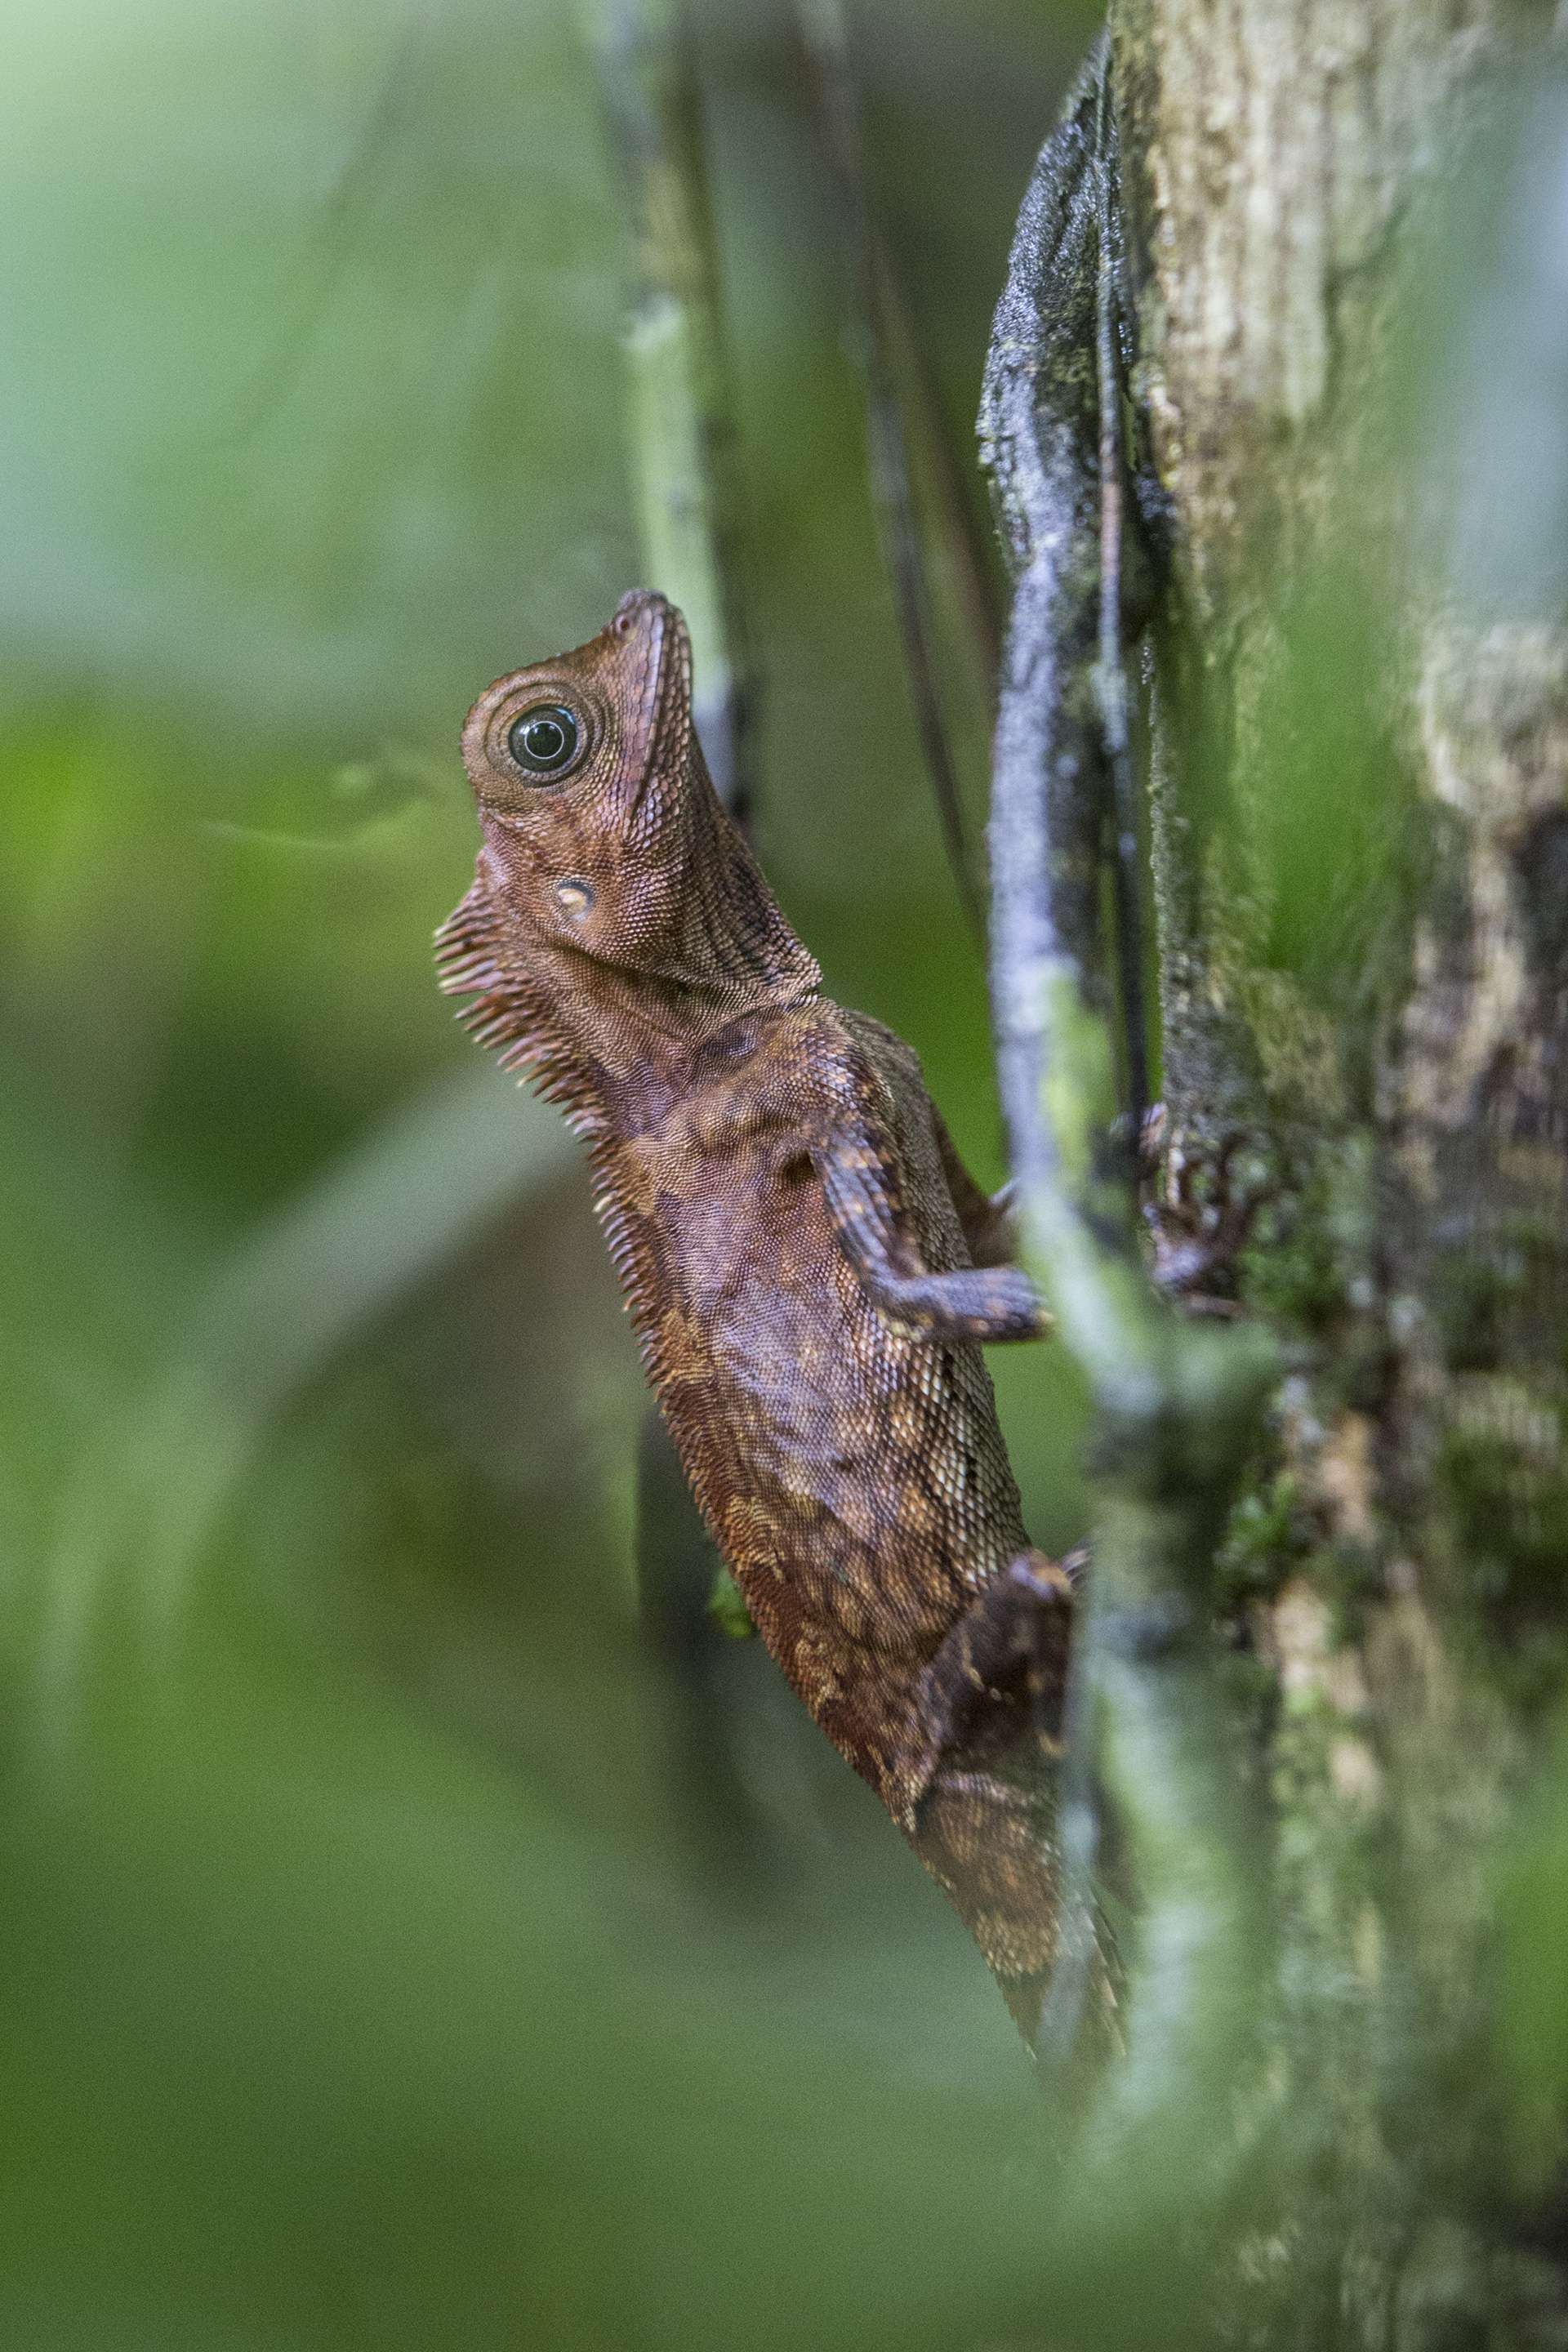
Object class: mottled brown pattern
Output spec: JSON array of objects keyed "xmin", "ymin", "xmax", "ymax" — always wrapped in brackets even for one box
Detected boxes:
[{"xmin": 435, "ymin": 590, "xmax": 1079, "ymax": 2038}]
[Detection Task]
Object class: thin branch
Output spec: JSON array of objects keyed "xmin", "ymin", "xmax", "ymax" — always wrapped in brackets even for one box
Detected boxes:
[
  {"xmin": 878, "ymin": 259, "xmax": 1005, "ymax": 692},
  {"xmin": 795, "ymin": 0, "xmax": 991, "ymax": 936},
  {"xmin": 979, "ymin": 36, "xmax": 1275, "ymax": 2174},
  {"xmin": 586, "ymin": 0, "xmax": 755, "ymax": 817}
]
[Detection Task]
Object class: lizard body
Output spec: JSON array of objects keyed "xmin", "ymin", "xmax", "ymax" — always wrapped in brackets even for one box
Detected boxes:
[{"xmin": 437, "ymin": 590, "xmax": 1076, "ymax": 2035}]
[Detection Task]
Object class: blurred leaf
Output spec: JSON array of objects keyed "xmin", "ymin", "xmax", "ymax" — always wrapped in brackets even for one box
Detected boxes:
[{"xmin": 0, "ymin": 2, "xmax": 1110, "ymax": 2344}]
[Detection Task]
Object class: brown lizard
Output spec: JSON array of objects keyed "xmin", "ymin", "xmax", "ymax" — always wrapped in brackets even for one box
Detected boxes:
[{"xmin": 436, "ymin": 589, "xmax": 1080, "ymax": 2039}]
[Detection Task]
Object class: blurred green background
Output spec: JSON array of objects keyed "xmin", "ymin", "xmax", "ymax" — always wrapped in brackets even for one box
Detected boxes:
[{"xmin": 0, "ymin": 2, "xmax": 1106, "ymax": 2345}]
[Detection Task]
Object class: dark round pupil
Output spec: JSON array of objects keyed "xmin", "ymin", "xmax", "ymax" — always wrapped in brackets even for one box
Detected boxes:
[{"xmin": 509, "ymin": 705, "xmax": 578, "ymax": 775}]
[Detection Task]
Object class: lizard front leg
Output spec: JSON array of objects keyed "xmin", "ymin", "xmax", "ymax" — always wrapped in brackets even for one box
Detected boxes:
[{"xmin": 813, "ymin": 1127, "xmax": 1053, "ymax": 1343}]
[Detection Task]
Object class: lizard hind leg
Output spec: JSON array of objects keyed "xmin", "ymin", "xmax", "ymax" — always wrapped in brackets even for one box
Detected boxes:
[{"xmin": 907, "ymin": 1552, "xmax": 1079, "ymax": 2040}]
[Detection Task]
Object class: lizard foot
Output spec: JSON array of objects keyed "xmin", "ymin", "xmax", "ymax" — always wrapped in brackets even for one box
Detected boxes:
[{"xmin": 1143, "ymin": 1120, "xmax": 1269, "ymax": 1314}]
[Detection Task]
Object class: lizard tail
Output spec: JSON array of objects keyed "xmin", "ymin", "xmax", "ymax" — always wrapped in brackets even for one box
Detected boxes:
[
  {"xmin": 907, "ymin": 1544, "xmax": 1117, "ymax": 2049},
  {"xmin": 911, "ymin": 1765, "xmax": 1062, "ymax": 2038}
]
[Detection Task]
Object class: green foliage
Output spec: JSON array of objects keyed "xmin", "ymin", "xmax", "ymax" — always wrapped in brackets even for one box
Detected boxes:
[
  {"xmin": 1214, "ymin": 1470, "xmax": 1309, "ymax": 1604},
  {"xmin": 1500, "ymin": 1705, "xmax": 1568, "ymax": 2185},
  {"xmin": 706, "ymin": 1563, "xmax": 757, "ymax": 1640},
  {"xmin": 1439, "ymin": 1393, "xmax": 1568, "ymax": 1701}
]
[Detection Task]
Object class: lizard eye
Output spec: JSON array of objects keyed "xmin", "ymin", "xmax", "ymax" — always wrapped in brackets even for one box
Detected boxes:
[{"xmin": 507, "ymin": 703, "xmax": 581, "ymax": 778}]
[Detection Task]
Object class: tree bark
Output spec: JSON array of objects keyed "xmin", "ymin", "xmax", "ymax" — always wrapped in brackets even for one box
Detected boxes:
[
  {"xmin": 992, "ymin": 4, "xmax": 1568, "ymax": 2340},
  {"xmin": 1122, "ymin": 2, "xmax": 1568, "ymax": 2338}
]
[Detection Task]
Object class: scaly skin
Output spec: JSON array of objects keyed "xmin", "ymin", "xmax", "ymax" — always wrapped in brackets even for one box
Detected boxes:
[{"xmin": 436, "ymin": 590, "xmax": 1079, "ymax": 2037}]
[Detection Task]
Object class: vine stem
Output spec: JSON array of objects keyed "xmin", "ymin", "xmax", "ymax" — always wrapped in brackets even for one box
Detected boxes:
[
  {"xmin": 980, "ymin": 39, "xmax": 1275, "ymax": 2188},
  {"xmin": 585, "ymin": 0, "xmax": 754, "ymax": 818}
]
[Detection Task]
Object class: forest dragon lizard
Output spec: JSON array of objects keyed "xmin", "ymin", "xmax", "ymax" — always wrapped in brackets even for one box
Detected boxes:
[{"xmin": 436, "ymin": 590, "xmax": 1080, "ymax": 2038}]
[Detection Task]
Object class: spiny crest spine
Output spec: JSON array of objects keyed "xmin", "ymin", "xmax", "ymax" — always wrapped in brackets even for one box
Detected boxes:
[{"xmin": 434, "ymin": 882, "xmax": 603, "ymax": 1135}]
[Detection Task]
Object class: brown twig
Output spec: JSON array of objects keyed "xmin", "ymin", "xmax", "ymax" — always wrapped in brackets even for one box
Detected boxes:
[{"xmin": 795, "ymin": 0, "xmax": 997, "ymax": 935}]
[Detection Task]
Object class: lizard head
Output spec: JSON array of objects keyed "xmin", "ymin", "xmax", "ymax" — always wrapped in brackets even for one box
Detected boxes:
[{"xmin": 454, "ymin": 590, "xmax": 820, "ymax": 1012}]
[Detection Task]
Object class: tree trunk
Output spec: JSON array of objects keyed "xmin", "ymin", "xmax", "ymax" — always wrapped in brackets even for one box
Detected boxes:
[
  {"xmin": 1127, "ymin": 2, "xmax": 1568, "ymax": 2338},
  {"xmin": 990, "ymin": 4, "xmax": 1568, "ymax": 2340}
]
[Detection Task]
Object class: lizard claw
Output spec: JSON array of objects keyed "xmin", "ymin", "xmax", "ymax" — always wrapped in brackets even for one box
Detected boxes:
[{"xmin": 1144, "ymin": 1125, "xmax": 1269, "ymax": 1312}]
